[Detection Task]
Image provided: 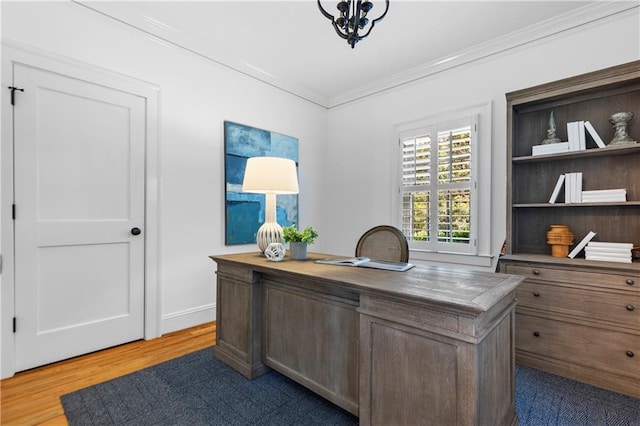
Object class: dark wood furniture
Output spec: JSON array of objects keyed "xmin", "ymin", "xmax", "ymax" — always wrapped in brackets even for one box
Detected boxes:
[
  {"xmin": 501, "ymin": 60, "xmax": 640, "ymax": 398},
  {"xmin": 355, "ymin": 225, "xmax": 409, "ymax": 262},
  {"xmin": 210, "ymin": 252, "xmax": 523, "ymax": 425}
]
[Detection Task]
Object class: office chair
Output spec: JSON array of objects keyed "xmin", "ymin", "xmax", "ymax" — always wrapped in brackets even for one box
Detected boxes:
[{"xmin": 355, "ymin": 225, "xmax": 409, "ymax": 263}]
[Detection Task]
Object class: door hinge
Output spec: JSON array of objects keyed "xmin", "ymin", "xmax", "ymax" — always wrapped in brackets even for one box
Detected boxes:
[
  {"xmin": 12, "ymin": 204, "xmax": 15, "ymax": 220},
  {"xmin": 13, "ymin": 317, "xmax": 16, "ymax": 333},
  {"xmin": 7, "ymin": 86, "xmax": 24, "ymax": 106}
]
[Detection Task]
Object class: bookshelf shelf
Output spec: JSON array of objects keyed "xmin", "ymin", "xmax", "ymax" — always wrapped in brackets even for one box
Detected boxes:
[
  {"xmin": 500, "ymin": 60, "xmax": 640, "ymax": 399},
  {"xmin": 512, "ymin": 143, "xmax": 640, "ymax": 163},
  {"xmin": 513, "ymin": 201, "xmax": 640, "ymax": 208}
]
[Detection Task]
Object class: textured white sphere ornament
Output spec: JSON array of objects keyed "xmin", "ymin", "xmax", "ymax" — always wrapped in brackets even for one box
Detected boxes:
[{"xmin": 265, "ymin": 243, "xmax": 285, "ymax": 262}]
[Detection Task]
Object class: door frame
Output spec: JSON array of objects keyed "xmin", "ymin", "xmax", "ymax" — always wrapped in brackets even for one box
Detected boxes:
[{"xmin": 1, "ymin": 41, "xmax": 161, "ymax": 378}]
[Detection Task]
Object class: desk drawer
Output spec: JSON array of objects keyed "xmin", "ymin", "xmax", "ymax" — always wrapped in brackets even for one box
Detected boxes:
[
  {"xmin": 504, "ymin": 264, "xmax": 638, "ymax": 293},
  {"xmin": 516, "ymin": 282, "xmax": 639, "ymax": 326},
  {"xmin": 516, "ymin": 313, "xmax": 640, "ymax": 379}
]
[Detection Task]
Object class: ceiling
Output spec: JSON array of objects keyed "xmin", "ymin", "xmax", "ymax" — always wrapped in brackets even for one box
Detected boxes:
[{"xmin": 76, "ymin": 1, "xmax": 630, "ymax": 108}]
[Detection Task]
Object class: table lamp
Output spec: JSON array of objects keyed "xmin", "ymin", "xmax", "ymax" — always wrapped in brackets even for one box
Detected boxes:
[{"xmin": 242, "ymin": 156, "xmax": 299, "ymax": 253}]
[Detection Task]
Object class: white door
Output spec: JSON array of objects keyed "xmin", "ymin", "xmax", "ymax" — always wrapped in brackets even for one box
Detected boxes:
[{"xmin": 12, "ymin": 63, "xmax": 146, "ymax": 371}]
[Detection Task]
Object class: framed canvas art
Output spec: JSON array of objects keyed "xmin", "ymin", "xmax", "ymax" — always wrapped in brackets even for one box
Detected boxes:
[{"xmin": 224, "ymin": 121, "xmax": 299, "ymax": 245}]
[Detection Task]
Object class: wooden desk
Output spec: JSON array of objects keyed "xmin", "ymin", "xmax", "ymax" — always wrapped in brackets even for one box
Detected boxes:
[{"xmin": 209, "ymin": 252, "xmax": 523, "ymax": 425}]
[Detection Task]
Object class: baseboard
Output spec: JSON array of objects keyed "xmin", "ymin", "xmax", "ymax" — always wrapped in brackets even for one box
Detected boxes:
[{"xmin": 161, "ymin": 304, "xmax": 215, "ymax": 334}]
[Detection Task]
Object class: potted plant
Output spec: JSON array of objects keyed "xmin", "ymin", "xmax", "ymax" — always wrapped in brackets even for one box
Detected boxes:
[{"xmin": 282, "ymin": 225, "xmax": 318, "ymax": 260}]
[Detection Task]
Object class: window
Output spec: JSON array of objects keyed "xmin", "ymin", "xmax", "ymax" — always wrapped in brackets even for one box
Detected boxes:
[{"xmin": 393, "ymin": 103, "xmax": 492, "ymax": 266}]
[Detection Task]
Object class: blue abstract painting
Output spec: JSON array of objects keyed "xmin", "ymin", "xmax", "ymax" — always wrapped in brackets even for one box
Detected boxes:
[{"xmin": 224, "ymin": 121, "xmax": 299, "ymax": 245}]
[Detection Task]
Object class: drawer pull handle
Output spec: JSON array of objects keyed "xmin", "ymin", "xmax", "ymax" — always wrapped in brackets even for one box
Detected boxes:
[
  {"xmin": 533, "ymin": 291, "xmax": 540, "ymax": 297},
  {"xmin": 626, "ymin": 305, "xmax": 635, "ymax": 312},
  {"xmin": 533, "ymin": 331, "xmax": 540, "ymax": 337},
  {"xmin": 626, "ymin": 279, "xmax": 635, "ymax": 286},
  {"xmin": 532, "ymin": 269, "xmax": 540, "ymax": 275},
  {"xmin": 626, "ymin": 351, "xmax": 635, "ymax": 358}
]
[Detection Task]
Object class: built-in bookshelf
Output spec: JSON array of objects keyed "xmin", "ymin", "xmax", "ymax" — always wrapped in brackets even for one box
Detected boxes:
[
  {"xmin": 500, "ymin": 61, "xmax": 640, "ymax": 399},
  {"xmin": 506, "ymin": 61, "xmax": 640, "ymax": 262}
]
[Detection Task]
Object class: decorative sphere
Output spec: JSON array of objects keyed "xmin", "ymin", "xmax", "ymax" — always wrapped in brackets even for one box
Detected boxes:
[{"xmin": 265, "ymin": 243, "xmax": 285, "ymax": 262}]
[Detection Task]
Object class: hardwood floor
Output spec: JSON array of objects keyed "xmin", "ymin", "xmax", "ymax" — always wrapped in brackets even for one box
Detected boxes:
[{"xmin": 0, "ymin": 322, "xmax": 216, "ymax": 426}]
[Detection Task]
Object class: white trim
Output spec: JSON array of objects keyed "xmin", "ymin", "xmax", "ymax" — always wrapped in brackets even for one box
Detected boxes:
[
  {"xmin": 392, "ymin": 102, "xmax": 492, "ymax": 267},
  {"xmin": 327, "ymin": 2, "xmax": 638, "ymax": 108},
  {"xmin": 67, "ymin": 1, "xmax": 637, "ymax": 110},
  {"xmin": 161, "ymin": 304, "xmax": 216, "ymax": 335},
  {"xmin": 71, "ymin": 1, "xmax": 329, "ymax": 109},
  {"xmin": 0, "ymin": 42, "xmax": 161, "ymax": 378}
]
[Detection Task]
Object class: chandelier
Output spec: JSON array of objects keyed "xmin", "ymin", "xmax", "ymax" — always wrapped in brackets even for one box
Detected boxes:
[{"xmin": 317, "ymin": 0, "xmax": 390, "ymax": 49}]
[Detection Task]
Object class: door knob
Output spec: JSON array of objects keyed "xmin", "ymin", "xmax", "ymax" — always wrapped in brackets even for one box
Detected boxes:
[{"xmin": 131, "ymin": 227, "xmax": 142, "ymax": 236}]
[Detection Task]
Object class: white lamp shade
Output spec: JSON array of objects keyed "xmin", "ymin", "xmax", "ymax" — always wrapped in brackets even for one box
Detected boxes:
[{"xmin": 242, "ymin": 156, "xmax": 299, "ymax": 194}]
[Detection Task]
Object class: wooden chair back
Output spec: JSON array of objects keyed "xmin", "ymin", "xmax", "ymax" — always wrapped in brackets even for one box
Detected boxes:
[{"xmin": 355, "ymin": 225, "xmax": 409, "ymax": 263}]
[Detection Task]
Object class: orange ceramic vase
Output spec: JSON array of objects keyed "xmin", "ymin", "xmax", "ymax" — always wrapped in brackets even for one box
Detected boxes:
[{"xmin": 546, "ymin": 225, "xmax": 574, "ymax": 257}]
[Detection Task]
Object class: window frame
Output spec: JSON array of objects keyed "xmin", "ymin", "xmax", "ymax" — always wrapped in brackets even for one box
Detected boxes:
[{"xmin": 392, "ymin": 102, "xmax": 493, "ymax": 267}]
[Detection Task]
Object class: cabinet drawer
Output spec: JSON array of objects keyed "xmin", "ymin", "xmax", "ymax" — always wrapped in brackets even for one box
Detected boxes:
[
  {"xmin": 516, "ymin": 313, "xmax": 639, "ymax": 379},
  {"xmin": 504, "ymin": 264, "xmax": 639, "ymax": 293},
  {"xmin": 517, "ymin": 282, "xmax": 640, "ymax": 326}
]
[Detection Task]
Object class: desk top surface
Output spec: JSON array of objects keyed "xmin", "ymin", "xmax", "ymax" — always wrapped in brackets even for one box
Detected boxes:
[{"xmin": 210, "ymin": 252, "xmax": 524, "ymax": 314}]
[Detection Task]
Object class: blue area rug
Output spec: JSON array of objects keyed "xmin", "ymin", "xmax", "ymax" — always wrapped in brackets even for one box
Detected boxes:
[{"xmin": 62, "ymin": 348, "xmax": 640, "ymax": 425}]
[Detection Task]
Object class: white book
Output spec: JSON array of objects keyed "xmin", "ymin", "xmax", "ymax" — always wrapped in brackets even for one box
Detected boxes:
[
  {"xmin": 532, "ymin": 142, "xmax": 570, "ymax": 156},
  {"xmin": 567, "ymin": 122, "xmax": 577, "ymax": 151},
  {"xmin": 578, "ymin": 121, "xmax": 586, "ymax": 151},
  {"xmin": 570, "ymin": 121, "xmax": 580, "ymax": 151},
  {"xmin": 584, "ymin": 250, "xmax": 631, "ymax": 258},
  {"xmin": 582, "ymin": 198, "xmax": 626, "ymax": 203},
  {"xmin": 568, "ymin": 230, "xmax": 596, "ymax": 258},
  {"xmin": 582, "ymin": 194, "xmax": 626, "ymax": 202},
  {"xmin": 588, "ymin": 241, "xmax": 634, "ymax": 249},
  {"xmin": 564, "ymin": 172, "xmax": 572, "ymax": 203},
  {"xmin": 582, "ymin": 189, "xmax": 626, "ymax": 196},
  {"xmin": 584, "ymin": 246, "xmax": 631, "ymax": 254},
  {"xmin": 582, "ymin": 194, "xmax": 626, "ymax": 199},
  {"xmin": 575, "ymin": 172, "xmax": 582, "ymax": 203},
  {"xmin": 584, "ymin": 121, "xmax": 606, "ymax": 148},
  {"xmin": 565, "ymin": 172, "xmax": 580, "ymax": 203},
  {"xmin": 549, "ymin": 174, "xmax": 565, "ymax": 204},
  {"xmin": 585, "ymin": 255, "xmax": 632, "ymax": 264}
]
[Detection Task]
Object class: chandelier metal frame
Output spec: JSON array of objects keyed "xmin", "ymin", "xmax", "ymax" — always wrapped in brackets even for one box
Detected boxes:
[{"xmin": 317, "ymin": 0, "xmax": 390, "ymax": 48}]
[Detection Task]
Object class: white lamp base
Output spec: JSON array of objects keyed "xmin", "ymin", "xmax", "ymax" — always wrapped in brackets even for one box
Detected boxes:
[{"xmin": 257, "ymin": 221, "xmax": 284, "ymax": 253}]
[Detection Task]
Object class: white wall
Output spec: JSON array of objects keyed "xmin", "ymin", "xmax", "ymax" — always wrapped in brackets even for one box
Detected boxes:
[
  {"xmin": 1, "ymin": 1, "xmax": 638, "ymax": 376},
  {"xmin": 321, "ymin": 9, "xmax": 640, "ymax": 270},
  {"xmin": 1, "ymin": 1, "xmax": 327, "ymax": 338}
]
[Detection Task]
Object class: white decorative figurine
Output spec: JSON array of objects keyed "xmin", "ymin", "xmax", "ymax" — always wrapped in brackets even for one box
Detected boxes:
[{"xmin": 265, "ymin": 242, "xmax": 285, "ymax": 262}]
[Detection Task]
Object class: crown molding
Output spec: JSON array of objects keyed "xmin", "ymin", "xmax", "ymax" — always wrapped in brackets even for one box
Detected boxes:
[
  {"xmin": 73, "ymin": 1, "xmax": 637, "ymax": 110},
  {"xmin": 327, "ymin": 1, "xmax": 639, "ymax": 109},
  {"xmin": 72, "ymin": 1, "xmax": 330, "ymax": 109}
]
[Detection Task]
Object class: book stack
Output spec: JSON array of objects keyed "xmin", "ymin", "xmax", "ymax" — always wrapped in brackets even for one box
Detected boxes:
[
  {"xmin": 567, "ymin": 121, "xmax": 586, "ymax": 151},
  {"xmin": 564, "ymin": 172, "xmax": 582, "ymax": 203},
  {"xmin": 549, "ymin": 174, "xmax": 627, "ymax": 204},
  {"xmin": 568, "ymin": 120, "xmax": 607, "ymax": 151},
  {"xmin": 581, "ymin": 189, "xmax": 627, "ymax": 203},
  {"xmin": 584, "ymin": 241, "xmax": 633, "ymax": 263},
  {"xmin": 549, "ymin": 172, "xmax": 582, "ymax": 203}
]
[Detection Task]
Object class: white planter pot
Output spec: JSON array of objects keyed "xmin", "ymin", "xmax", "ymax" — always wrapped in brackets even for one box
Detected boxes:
[{"xmin": 289, "ymin": 242, "xmax": 308, "ymax": 260}]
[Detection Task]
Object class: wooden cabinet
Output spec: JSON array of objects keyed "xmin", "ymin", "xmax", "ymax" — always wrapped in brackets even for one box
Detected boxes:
[{"xmin": 501, "ymin": 60, "xmax": 640, "ymax": 398}]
